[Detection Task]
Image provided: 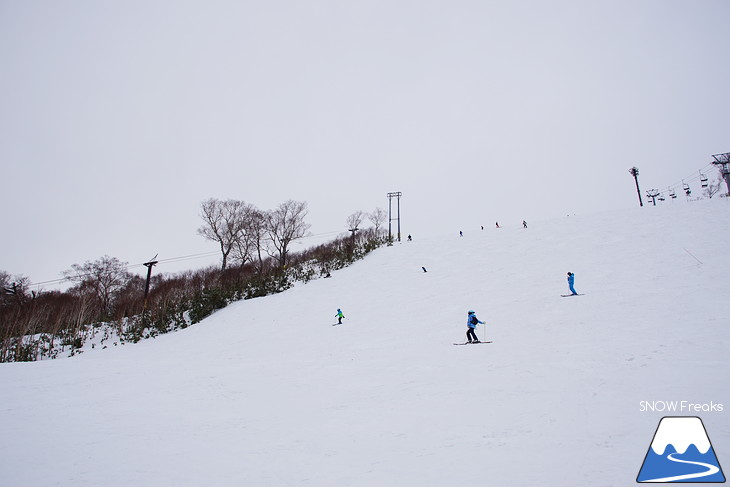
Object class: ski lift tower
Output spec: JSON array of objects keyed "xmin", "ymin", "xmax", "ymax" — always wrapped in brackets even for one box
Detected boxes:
[
  {"xmin": 646, "ymin": 189, "xmax": 661, "ymax": 206},
  {"xmin": 711, "ymin": 152, "xmax": 730, "ymax": 197},
  {"xmin": 142, "ymin": 255, "xmax": 158, "ymax": 311},
  {"xmin": 629, "ymin": 167, "xmax": 643, "ymax": 207},
  {"xmin": 387, "ymin": 191, "xmax": 402, "ymax": 242}
]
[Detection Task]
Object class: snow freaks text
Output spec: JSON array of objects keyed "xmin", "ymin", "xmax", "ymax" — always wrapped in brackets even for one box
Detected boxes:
[{"xmin": 639, "ymin": 401, "xmax": 724, "ymax": 413}]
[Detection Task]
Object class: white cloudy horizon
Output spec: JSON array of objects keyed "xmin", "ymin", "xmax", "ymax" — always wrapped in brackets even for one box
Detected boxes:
[{"xmin": 1, "ymin": 0, "xmax": 728, "ymax": 287}]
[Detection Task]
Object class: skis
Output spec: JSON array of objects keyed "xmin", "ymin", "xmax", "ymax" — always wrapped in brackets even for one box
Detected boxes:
[
  {"xmin": 453, "ymin": 341, "xmax": 493, "ymax": 345},
  {"xmin": 560, "ymin": 294, "xmax": 584, "ymax": 297}
]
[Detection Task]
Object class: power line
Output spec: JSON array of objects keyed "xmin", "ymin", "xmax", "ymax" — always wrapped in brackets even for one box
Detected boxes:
[
  {"xmin": 26, "ymin": 251, "xmax": 221, "ymax": 288},
  {"xmin": 660, "ymin": 162, "xmax": 717, "ymax": 195},
  {"xmin": 24, "ymin": 228, "xmax": 349, "ymax": 289}
]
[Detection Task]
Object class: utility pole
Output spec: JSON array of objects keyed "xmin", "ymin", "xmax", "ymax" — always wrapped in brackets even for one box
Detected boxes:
[
  {"xmin": 711, "ymin": 152, "xmax": 730, "ymax": 196},
  {"xmin": 387, "ymin": 192, "xmax": 402, "ymax": 242},
  {"xmin": 142, "ymin": 255, "xmax": 158, "ymax": 311},
  {"xmin": 629, "ymin": 167, "xmax": 643, "ymax": 207}
]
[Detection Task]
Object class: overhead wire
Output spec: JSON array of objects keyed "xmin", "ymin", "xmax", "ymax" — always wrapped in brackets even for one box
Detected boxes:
[
  {"xmin": 658, "ymin": 162, "xmax": 717, "ymax": 195},
  {"xmin": 24, "ymin": 227, "xmax": 351, "ymax": 290}
]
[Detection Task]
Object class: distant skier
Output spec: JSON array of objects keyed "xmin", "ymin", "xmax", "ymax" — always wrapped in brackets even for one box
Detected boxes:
[
  {"xmin": 460, "ymin": 231, "xmax": 463, "ymax": 237},
  {"xmin": 567, "ymin": 272, "xmax": 578, "ymax": 295},
  {"xmin": 495, "ymin": 222, "xmax": 500, "ymax": 228},
  {"xmin": 523, "ymin": 220, "xmax": 528, "ymax": 229},
  {"xmin": 335, "ymin": 308, "xmax": 345, "ymax": 324},
  {"xmin": 466, "ymin": 310, "xmax": 485, "ymax": 343},
  {"xmin": 407, "ymin": 234, "xmax": 412, "ymax": 241}
]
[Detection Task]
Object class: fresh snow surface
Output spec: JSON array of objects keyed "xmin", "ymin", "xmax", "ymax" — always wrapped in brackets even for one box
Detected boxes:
[{"xmin": 1, "ymin": 200, "xmax": 729, "ymax": 486}]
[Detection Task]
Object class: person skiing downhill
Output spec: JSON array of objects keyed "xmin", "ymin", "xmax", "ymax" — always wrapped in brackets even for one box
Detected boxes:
[
  {"xmin": 567, "ymin": 272, "xmax": 578, "ymax": 295},
  {"xmin": 335, "ymin": 308, "xmax": 345, "ymax": 324},
  {"xmin": 466, "ymin": 310, "xmax": 484, "ymax": 343}
]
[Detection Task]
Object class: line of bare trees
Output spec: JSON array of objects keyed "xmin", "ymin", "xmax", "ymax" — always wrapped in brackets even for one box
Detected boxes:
[
  {"xmin": 0, "ymin": 201, "xmax": 389, "ymax": 362},
  {"xmin": 0, "ymin": 258, "xmax": 147, "ymax": 361},
  {"xmin": 198, "ymin": 199, "xmax": 311, "ymax": 271}
]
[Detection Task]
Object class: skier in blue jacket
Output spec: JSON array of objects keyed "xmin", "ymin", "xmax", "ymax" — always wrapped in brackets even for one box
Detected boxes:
[
  {"xmin": 466, "ymin": 310, "xmax": 484, "ymax": 343},
  {"xmin": 567, "ymin": 272, "xmax": 578, "ymax": 295},
  {"xmin": 335, "ymin": 308, "xmax": 345, "ymax": 324}
]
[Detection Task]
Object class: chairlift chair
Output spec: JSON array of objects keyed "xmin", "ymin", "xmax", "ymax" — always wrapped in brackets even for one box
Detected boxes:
[
  {"xmin": 683, "ymin": 183, "xmax": 691, "ymax": 196},
  {"xmin": 700, "ymin": 173, "xmax": 708, "ymax": 188}
]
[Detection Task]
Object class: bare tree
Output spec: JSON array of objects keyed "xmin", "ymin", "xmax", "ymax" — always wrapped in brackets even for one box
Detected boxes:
[
  {"xmin": 368, "ymin": 207, "xmax": 387, "ymax": 236},
  {"xmin": 1, "ymin": 271, "xmax": 30, "ymax": 307},
  {"xmin": 346, "ymin": 211, "xmax": 365, "ymax": 239},
  {"xmin": 265, "ymin": 200, "xmax": 311, "ymax": 267},
  {"xmin": 246, "ymin": 208, "xmax": 269, "ymax": 273},
  {"xmin": 65, "ymin": 288, "xmax": 98, "ymax": 340},
  {"xmin": 63, "ymin": 255, "xmax": 132, "ymax": 317},
  {"xmin": 198, "ymin": 198, "xmax": 248, "ymax": 270},
  {"xmin": 704, "ymin": 173, "xmax": 724, "ymax": 199},
  {"xmin": 227, "ymin": 202, "xmax": 262, "ymax": 268}
]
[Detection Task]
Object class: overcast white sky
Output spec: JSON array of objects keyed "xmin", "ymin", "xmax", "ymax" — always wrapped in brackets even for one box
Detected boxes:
[{"xmin": 1, "ymin": 0, "xmax": 729, "ymax": 288}]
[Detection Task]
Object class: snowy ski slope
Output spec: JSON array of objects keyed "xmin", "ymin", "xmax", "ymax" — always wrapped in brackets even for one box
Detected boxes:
[{"xmin": 1, "ymin": 200, "xmax": 729, "ymax": 486}]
